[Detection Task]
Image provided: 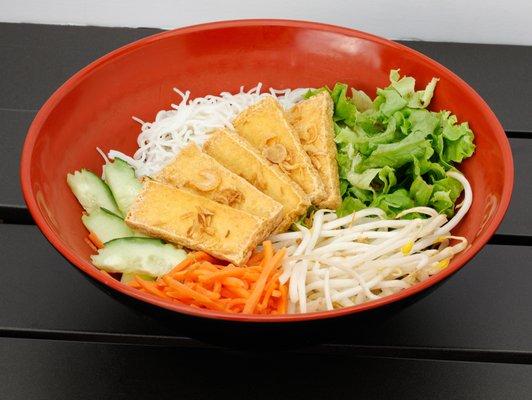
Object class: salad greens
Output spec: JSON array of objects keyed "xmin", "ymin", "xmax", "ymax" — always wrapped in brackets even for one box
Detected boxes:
[{"xmin": 307, "ymin": 70, "xmax": 475, "ymax": 218}]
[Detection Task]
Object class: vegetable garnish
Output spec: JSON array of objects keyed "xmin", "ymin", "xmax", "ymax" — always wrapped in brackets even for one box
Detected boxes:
[
  {"xmin": 88, "ymin": 231, "xmax": 104, "ymax": 249},
  {"xmin": 127, "ymin": 243, "xmax": 288, "ymax": 314},
  {"xmin": 68, "ymin": 74, "xmax": 476, "ymax": 315},
  {"xmin": 307, "ymin": 70, "xmax": 475, "ymax": 219},
  {"xmin": 271, "ymin": 173, "xmax": 471, "ymax": 314}
]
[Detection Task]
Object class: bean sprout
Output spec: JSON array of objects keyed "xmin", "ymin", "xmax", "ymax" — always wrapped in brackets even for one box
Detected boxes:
[
  {"xmin": 108, "ymin": 84, "xmax": 309, "ymax": 177},
  {"xmin": 270, "ymin": 172, "xmax": 472, "ymax": 313}
]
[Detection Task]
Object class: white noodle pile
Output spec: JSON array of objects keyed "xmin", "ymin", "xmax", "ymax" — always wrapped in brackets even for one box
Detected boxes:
[
  {"xmin": 108, "ymin": 84, "xmax": 309, "ymax": 177},
  {"xmin": 269, "ymin": 171, "xmax": 472, "ymax": 314}
]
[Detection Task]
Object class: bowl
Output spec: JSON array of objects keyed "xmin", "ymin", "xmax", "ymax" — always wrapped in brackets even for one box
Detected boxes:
[{"xmin": 20, "ymin": 19, "xmax": 513, "ymax": 323}]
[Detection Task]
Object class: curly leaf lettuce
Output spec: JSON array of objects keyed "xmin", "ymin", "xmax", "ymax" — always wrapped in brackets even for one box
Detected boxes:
[{"xmin": 313, "ymin": 69, "xmax": 475, "ymax": 218}]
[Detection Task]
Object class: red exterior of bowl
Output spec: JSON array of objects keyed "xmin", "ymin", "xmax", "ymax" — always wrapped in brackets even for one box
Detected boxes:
[{"xmin": 20, "ymin": 20, "xmax": 513, "ymax": 323}]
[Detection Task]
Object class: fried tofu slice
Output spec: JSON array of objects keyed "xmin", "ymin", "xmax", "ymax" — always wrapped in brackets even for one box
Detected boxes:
[
  {"xmin": 203, "ymin": 128, "xmax": 310, "ymax": 232},
  {"xmin": 125, "ymin": 180, "xmax": 271, "ymax": 265},
  {"xmin": 288, "ymin": 92, "xmax": 341, "ymax": 209},
  {"xmin": 154, "ymin": 143, "xmax": 283, "ymax": 234},
  {"xmin": 232, "ymin": 96, "xmax": 326, "ymax": 204}
]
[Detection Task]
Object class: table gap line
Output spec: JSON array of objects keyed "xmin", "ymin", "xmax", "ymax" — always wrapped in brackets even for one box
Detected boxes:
[{"xmin": 1, "ymin": 327, "xmax": 531, "ymax": 365}]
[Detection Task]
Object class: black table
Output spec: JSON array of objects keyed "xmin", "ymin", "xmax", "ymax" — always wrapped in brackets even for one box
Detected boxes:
[{"xmin": 1, "ymin": 23, "xmax": 531, "ymax": 399}]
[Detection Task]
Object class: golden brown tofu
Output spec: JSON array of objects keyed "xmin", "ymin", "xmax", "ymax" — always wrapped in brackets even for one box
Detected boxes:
[
  {"xmin": 288, "ymin": 92, "xmax": 341, "ymax": 209},
  {"xmin": 232, "ymin": 96, "xmax": 326, "ymax": 204},
  {"xmin": 125, "ymin": 180, "xmax": 272, "ymax": 265},
  {"xmin": 154, "ymin": 143, "xmax": 283, "ymax": 234},
  {"xmin": 204, "ymin": 128, "xmax": 310, "ymax": 232}
]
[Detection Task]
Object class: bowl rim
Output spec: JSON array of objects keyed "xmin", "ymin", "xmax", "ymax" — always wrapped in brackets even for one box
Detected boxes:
[{"xmin": 20, "ymin": 19, "xmax": 514, "ymax": 323}]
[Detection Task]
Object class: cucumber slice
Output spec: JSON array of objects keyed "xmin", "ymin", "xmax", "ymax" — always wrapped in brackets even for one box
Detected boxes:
[
  {"xmin": 120, "ymin": 273, "xmax": 155, "ymax": 284},
  {"xmin": 104, "ymin": 158, "xmax": 142, "ymax": 215},
  {"xmin": 67, "ymin": 169, "xmax": 121, "ymax": 216},
  {"xmin": 82, "ymin": 208, "xmax": 136, "ymax": 243},
  {"xmin": 91, "ymin": 237, "xmax": 187, "ymax": 277}
]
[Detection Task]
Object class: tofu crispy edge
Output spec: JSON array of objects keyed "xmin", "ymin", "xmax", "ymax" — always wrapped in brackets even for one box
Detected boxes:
[
  {"xmin": 288, "ymin": 92, "xmax": 342, "ymax": 209},
  {"xmin": 203, "ymin": 129, "xmax": 310, "ymax": 232},
  {"xmin": 232, "ymin": 96, "xmax": 326, "ymax": 205},
  {"xmin": 125, "ymin": 180, "xmax": 272, "ymax": 265}
]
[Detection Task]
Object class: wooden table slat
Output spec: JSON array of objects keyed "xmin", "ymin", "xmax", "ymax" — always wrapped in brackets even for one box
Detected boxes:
[{"xmin": 2, "ymin": 337, "xmax": 532, "ymax": 400}]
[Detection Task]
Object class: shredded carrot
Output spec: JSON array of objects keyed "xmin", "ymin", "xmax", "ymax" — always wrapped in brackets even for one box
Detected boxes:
[
  {"xmin": 88, "ymin": 231, "xmax": 104, "ymax": 249},
  {"xmin": 162, "ymin": 276, "xmax": 225, "ymax": 311},
  {"xmin": 128, "ymin": 243, "xmax": 287, "ymax": 315},
  {"xmin": 243, "ymin": 244, "xmax": 285, "ymax": 314},
  {"xmin": 257, "ymin": 270, "xmax": 282, "ymax": 311},
  {"xmin": 224, "ymin": 285, "xmax": 250, "ymax": 298},
  {"xmin": 278, "ymin": 284, "xmax": 288, "ymax": 314},
  {"xmin": 194, "ymin": 284, "xmax": 220, "ymax": 300},
  {"xmin": 84, "ymin": 237, "xmax": 98, "ymax": 252},
  {"xmin": 247, "ymin": 250, "xmax": 264, "ymax": 265},
  {"xmin": 134, "ymin": 276, "xmax": 171, "ymax": 299},
  {"xmin": 127, "ymin": 280, "xmax": 142, "ymax": 289},
  {"xmin": 220, "ymin": 276, "xmax": 245, "ymax": 288},
  {"xmin": 198, "ymin": 266, "xmax": 246, "ymax": 283}
]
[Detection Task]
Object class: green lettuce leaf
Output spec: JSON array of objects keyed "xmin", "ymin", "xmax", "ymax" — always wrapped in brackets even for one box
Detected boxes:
[
  {"xmin": 371, "ymin": 189, "xmax": 415, "ymax": 217},
  {"xmin": 429, "ymin": 190, "xmax": 454, "ymax": 216},
  {"xmin": 311, "ymin": 69, "xmax": 475, "ymax": 218},
  {"xmin": 375, "ymin": 88, "xmax": 408, "ymax": 116},
  {"xmin": 433, "ymin": 176, "xmax": 463, "ymax": 202},
  {"xmin": 330, "ymin": 83, "xmax": 357, "ymax": 126},
  {"xmin": 337, "ymin": 197, "xmax": 366, "ymax": 217},
  {"xmin": 359, "ymin": 130, "xmax": 432, "ymax": 170},
  {"xmin": 377, "ymin": 166, "xmax": 397, "ymax": 194},
  {"xmin": 351, "ymin": 88, "xmax": 373, "ymax": 112},
  {"xmin": 410, "ymin": 176, "xmax": 433, "ymax": 206},
  {"xmin": 388, "ymin": 69, "xmax": 439, "ymax": 109},
  {"xmin": 347, "ymin": 168, "xmax": 381, "ymax": 191},
  {"xmin": 440, "ymin": 112, "xmax": 476, "ymax": 163}
]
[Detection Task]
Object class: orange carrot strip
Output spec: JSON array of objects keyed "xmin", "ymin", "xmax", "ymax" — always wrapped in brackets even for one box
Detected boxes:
[
  {"xmin": 222, "ymin": 277, "xmax": 246, "ymax": 288},
  {"xmin": 195, "ymin": 285, "xmax": 220, "ymax": 300},
  {"xmin": 135, "ymin": 276, "xmax": 171, "ymax": 299},
  {"xmin": 169, "ymin": 258, "xmax": 196, "ymax": 276},
  {"xmin": 271, "ymin": 289, "xmax": 281, "ymax": 298},
  {"xmin": 223, "ymin": 298, "xmax": 247, "ymax": 306},
  {"xmin": 127, "ymin": 280, "xmax": 142, "ymax": 289},
  {"xmin": 213, "ymin": 280, "xmax": 222, "ymax": 294},
  {"xmin": 162, "ymin": 276, "xmax": 225, "ymax": 311},
  {"xmin": 262, "ymin": 241, "xmax": 273, "ymax": 267},
  {"xmin": 224, "ymin": 285, "xmax": 250, "ymax": 298},
  {"xmin": 197, "ymin": 263, "xmax": 220, "ymax": 272},
  {"xmin": 258, "ymin": 271, "xmax": 282, "ymax": 311},
  {"xmin": 198, "ymin": 267, "xmax": 246, "ymax": 283},
  {"xmin": 190, "ymin": 269, "xmax": 214, "ymax": 279},
  {"xmin": 167, "ymin": 251, "xmax": 215, "ymax": 276},
  {"xmin": 184, "ymin": 265, "xmax": 204, "ymax": 280},
  {"xmin": 243, "ymin": 246, "xmax": 286, "ymax": 314},
  {"xmin": 166, "ymin": 291, "xmax": 193, "ymax": 304},
  {"xmin": 220, "ymin": 288, "xmax": 240, "ymax": 299},
  {"xmin": 88, "ymin": 231, "xmax": 104, "ymax": 249},
  {"xmin": 84, "ymin": 237, "xmax": 98, "ymax": 252},
  {"xmin": 242, "ymin": 271, "xmax": 261, "ymax": 281},
  {"xmin": 278, "ymin": 284, "xmax": 288, "ymax": 314},
  {"xmin": 247, "ymin": 250, "xmax": 264, "ymax": 266}
]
